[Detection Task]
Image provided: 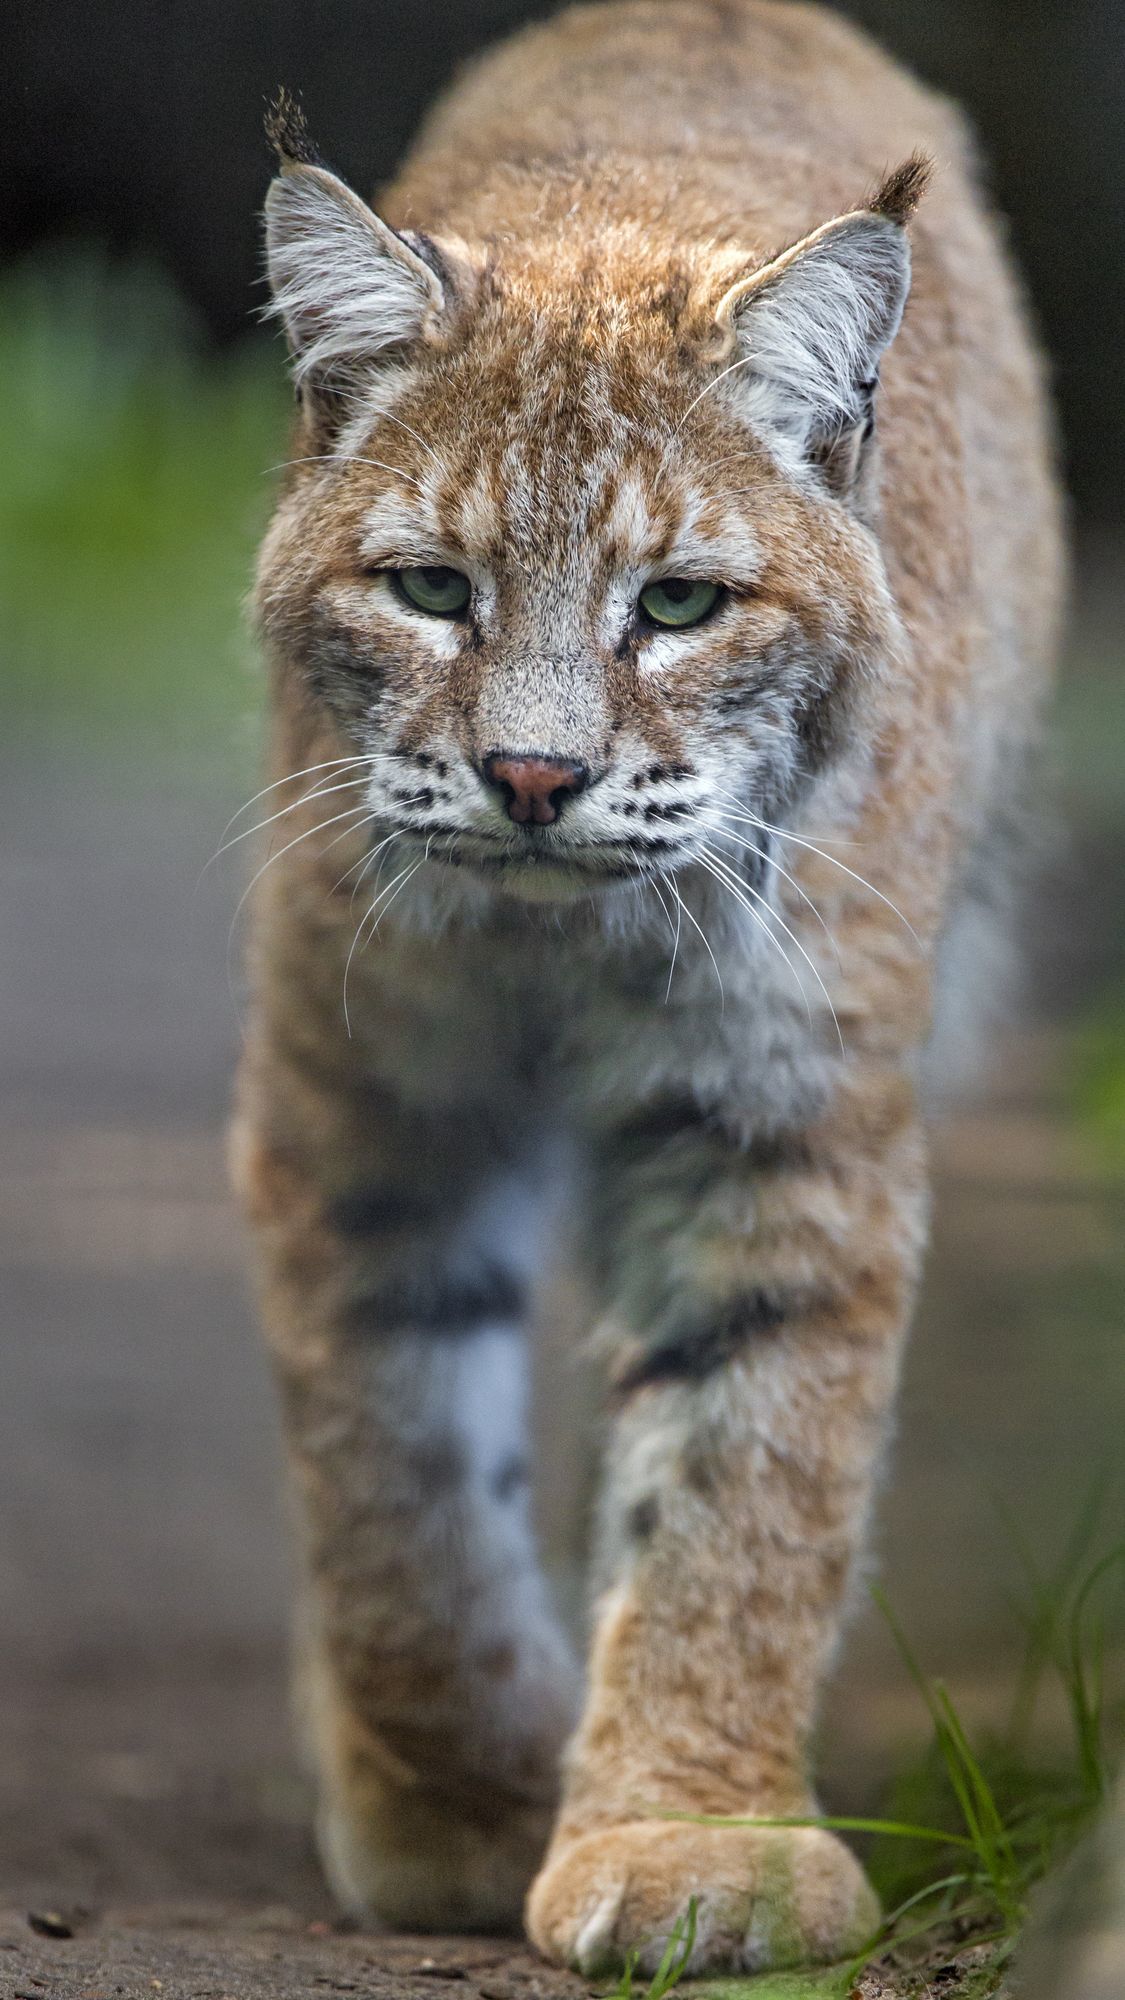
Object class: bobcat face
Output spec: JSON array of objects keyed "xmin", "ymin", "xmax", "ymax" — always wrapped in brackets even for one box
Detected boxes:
[{"xmin": 258, "ymin": 136, "xmax": 920, "ymax": 903}]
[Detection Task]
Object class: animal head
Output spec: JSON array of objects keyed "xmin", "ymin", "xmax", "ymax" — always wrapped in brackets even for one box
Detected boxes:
[{"xmin": 256, "ymin": 98, "xmax": 927, "ymax": 905}]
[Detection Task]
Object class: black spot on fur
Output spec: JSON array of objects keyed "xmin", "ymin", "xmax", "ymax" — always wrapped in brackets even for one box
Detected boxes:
[
  {"xmin": 627, "ymin": 1495, "xmax": 660, "ymax": 1543},
  {"xmin": 490, "ymin": 1454, "xmax": 530, "ymax": 1502},
  {"xmin": 681, "ymin": 1444, "xmax": 718, "ymax": 1497},
  {"xmin": 643, "ymin": 798, "xmax": 693, "ymax": 821}
]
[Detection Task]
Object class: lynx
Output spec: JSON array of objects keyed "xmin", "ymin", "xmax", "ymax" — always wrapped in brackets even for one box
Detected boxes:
[{"xmin": 232, "ymin": 0, "xmax": 1062, "ymax": 1973}]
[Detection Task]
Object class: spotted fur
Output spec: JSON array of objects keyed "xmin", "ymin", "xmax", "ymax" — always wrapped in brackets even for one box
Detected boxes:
[{"xmin": 233, "ymin": 0, "xmax": 1063, "ymax": 1973}]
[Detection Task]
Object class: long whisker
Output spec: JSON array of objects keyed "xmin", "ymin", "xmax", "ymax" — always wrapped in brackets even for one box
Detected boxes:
[
  {"xmin": 648, "ymin": 869, "xmax": 684, "ymax": 1003},
  {"xmin": 364, "ymin": 826, "xmax": 406, "ymax": 907},
  {"xmin": 636, "ymin": 868, "xmax": 680, "ymax": 1008},
  {"xmin": 700, "ymin": 840, "xmax": 846, "ymax": 1055},
  {"xmin": 375, "ymin": 411, "xmax": 451, "ymax": 481},
  {"xmin": 265, "ymin": 451, "xmax": 427, "ymax": 494},
  {"xmin": 208, "ymin": 772, "xmax": 370, "ymax": 868},
  {"xmin": 664, "ymin": 869, "xmax": 725, "ymax": 1014},
  {"xmin": 711, "ymin": 784, "xmax": 866, "ymax": 849},
  {"xmin": 655, "ymin": 349, "xmax": 764, "ymax": 477},
  {"xmin": 206, "ymin": 757, "xmax": 373, "ymax": 881},
  {"xmin": 705, "ymin": 815, "xmax": 842, "ymax": 965},
  {"xmin": 711, "ymin": 787, "xmax": 920, "ymax": 946},
  {"xmin": 694, "ymin": 844, "xmax": 814, "ymax": 1030},
  {"xmin": 330, "ymin": 829, "xmax": 400, "ymax": 900},
  {"xmin": 227, "ymin": 801, "xmax": 374, "ymax": 948},
  {"xmin": 217, "ymin": 755, "xmax": 372, "ymax": 842},
  {"xmin": 343, "ymin": 857, "xmax": 422, "ymax": 1037},
  {"xmin": 697, "ymin": 841, "xmax": 845, "ymax": 1055}
]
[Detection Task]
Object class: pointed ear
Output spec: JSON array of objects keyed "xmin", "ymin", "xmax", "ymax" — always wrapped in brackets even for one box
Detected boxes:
[
  {"xmin": 264, "ymin": 145, "xmax": 452, "ymax": 391},
  {"xmin": 715, "ymin": 156, "xmax": 931, "ymax": 496}
]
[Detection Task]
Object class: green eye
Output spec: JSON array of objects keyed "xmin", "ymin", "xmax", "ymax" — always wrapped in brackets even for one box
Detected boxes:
[
  {"xmin": 393, "ymin": 566, "xmax": 472, "ymax": 617},
  {"xmin": 638, "ymin": 578, "xmax": 721, "ymax": 629}
]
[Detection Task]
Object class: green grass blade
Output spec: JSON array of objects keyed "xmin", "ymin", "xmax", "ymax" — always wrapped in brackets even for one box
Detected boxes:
[
  {"xmin": 647, "ymin": 1896, "xmax": 697, "ymax": 2000},
  {"xmin": 658, "ymin": 1810, "xmax": 977, "ymax": 1850}
]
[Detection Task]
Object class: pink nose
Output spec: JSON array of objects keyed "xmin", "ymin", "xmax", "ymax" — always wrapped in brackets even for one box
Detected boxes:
[{"xmin": 482, "ymin": 754, "xmax": 589, "ymax": 825}]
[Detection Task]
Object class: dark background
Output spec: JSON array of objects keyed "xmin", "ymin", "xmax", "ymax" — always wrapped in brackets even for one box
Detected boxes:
[{"xmin": 7, "ymin": 0, "xmax": 1125, "ymax": 525}]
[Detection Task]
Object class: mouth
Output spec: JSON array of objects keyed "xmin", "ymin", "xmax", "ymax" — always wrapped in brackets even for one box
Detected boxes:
[{"xmin": 393, "ymin": 824, "xmax": 686, "ymax": 896}]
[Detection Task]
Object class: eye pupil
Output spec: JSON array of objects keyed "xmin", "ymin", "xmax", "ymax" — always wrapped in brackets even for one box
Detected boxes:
[
  {"xmin": 638, "ymin": 578, "xmax": 721, "ymax": 629},
  {"xmin": 393, "ymin": 566, "xmax": 472, "ymax": 616}
]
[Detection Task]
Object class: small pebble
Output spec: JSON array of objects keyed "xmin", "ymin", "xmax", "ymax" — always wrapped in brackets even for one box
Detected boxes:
[{"xmin": 28, "ymin": 1911, "xmax": 73, "ymax": 1939}]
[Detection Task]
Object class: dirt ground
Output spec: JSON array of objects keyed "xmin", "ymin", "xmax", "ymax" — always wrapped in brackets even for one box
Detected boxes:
[
  {"xmin": 2, "ymin": 569, "xmax": 1123, "ymax": 2000},
  {"xmin": 1, "ymin": 1911, "xmax": 599, "ymax": 2000}
]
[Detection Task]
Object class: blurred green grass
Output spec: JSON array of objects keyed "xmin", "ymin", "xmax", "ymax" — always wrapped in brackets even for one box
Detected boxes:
[{"xmin": 0, "ymin": 249, "xmax": 288, "ymax": 747}]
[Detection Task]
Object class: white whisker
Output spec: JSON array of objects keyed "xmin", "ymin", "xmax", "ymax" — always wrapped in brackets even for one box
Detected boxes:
[
  {"xmin": 217, "ymin": 755, "xmax": 372, "ymax": 841},
  {"xmin": 227, "ymin": 801, "xmax": 374, "ymax": 948},
  {"xmin": 265, "ymin": 451, "xmax": 427, "ymax": 494},
  {"xmin": 658, "ymin": 348, "xmax": 762, "ymax": 471},
  {"xmin": 343, "ymin": 857, "xmax": 423, "ymax": 1037},
  {"xmin": 209, "ymin": 772, "xmax": 370, "ymax": 867},
  {"xmin": 205, "ymin": 755, "xmax": 373, "ymax": 883},
  {"xmin": 695, "ymin": 844, "xmax": 815, "ymax": 1030},
  {"xmin": 705, "ymin": 814, "xmax": 842, "ymax": 966},
  {"xmin": 665, "ymin": 869, "xmax": 725, "ymax": 1013},
  {"xmin": 711, "ymin": 786, "xmax": 920, "ymax": 945},
  {"xmin": 375, "ymin": 411, "xmax": 451, "ymax": 481},
  {"xmin": 698, "ymin": 840, "xmax": 847, "ymax": 1056},
  {"xmin": 330, "ymin": 829, "xmax": 400, "ymax": 900},
  {"xmin": 640, "ymin": 872, "xmax": 672, "ymax": 1008},
  {"xmin": 648, "ymin": 868, "xmax": 683, "ymax": 1003}
]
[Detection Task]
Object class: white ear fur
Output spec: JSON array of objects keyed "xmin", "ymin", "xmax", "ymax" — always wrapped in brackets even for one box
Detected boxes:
[
  {"xmin": 264, "ymin": 163, "xmax": 445, "ymax": 387},
  {"xmin": 718, "ymin": 210, "xmax": 912, "ymax": 471}
]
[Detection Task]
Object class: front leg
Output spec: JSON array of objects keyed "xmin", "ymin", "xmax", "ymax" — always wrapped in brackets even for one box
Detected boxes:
[
  {"xmin": 529, "ymin": 1060, "xmax": 927, "ymax": 1973},
  {"xmin": 234, "ymin": 1027, "xmax": 579, "ymax": 1932}
]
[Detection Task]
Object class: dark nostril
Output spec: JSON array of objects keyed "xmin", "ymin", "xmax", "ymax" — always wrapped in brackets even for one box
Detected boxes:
[{"xmin": 481, "ymin": 753, "xmax": 589, "ymax": 826}]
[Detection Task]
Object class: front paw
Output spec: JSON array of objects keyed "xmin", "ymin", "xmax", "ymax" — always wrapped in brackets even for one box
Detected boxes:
[{"xmin": 526, "ymin": 1820, "xmax": 879, "ymax": 1975}]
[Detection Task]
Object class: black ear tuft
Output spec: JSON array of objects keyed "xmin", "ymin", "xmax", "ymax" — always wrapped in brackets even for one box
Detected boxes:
[
  {"xmin": 264, "ymin": 88, "xmax": 321, "ymax": 170},
  {"xmin": 870, "ymin": 153, "xmax": 933, "ymax": 227}
]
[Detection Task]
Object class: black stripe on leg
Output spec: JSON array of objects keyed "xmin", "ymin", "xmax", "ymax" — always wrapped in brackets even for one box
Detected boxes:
[
  {"xmin": 605, "ymin": 1103, "xmax": 817, "ymax": 1173},
  {"xmin": 344, "ymin": 1262, "xmax": 528, "ymax": 1340},
  {"xmin": 612, "ymin": 1289, "xmax": 801, "ymax": 1396}
]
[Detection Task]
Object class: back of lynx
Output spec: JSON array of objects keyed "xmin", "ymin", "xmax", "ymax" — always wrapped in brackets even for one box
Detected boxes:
[{"xmin": 233, "ymin": 0, "xmax": 1062, "ymax": 1973}]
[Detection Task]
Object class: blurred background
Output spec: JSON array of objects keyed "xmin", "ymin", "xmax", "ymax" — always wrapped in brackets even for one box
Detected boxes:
[{"xmin": 2, "ymin": 0, "xmax": 1123, "ymax": 1929}]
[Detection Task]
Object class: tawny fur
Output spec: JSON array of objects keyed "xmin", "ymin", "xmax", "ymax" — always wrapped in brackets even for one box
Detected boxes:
[{"xmin": 233, "ymin": 0, "xmax": 1063, "ymax": 1974}]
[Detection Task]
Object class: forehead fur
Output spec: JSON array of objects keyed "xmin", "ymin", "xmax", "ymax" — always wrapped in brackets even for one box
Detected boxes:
[{"xmin": 325, "ymin": 238, "xmax": 786, "ymax": 573}]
